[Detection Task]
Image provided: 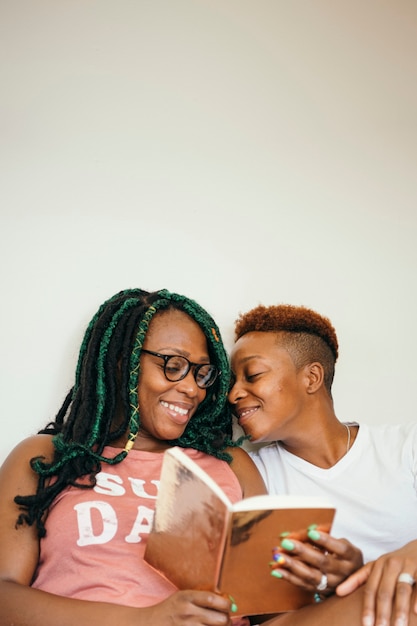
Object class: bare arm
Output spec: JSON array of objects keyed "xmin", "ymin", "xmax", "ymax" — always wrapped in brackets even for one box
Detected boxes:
[
  {"xmin": 0, "ymin": 581, "xmax": 234, "ymax": 626},
  {"xmin": 0, "ymin": 436, "xmax": 234, "ymax": 626},
  {"xmin": 226, "ymin": 446, "xmax": 267, "ymax": 498},
  {"xmin": 260, "ymin": 585, "xmax": 417, "ymax": 626}
]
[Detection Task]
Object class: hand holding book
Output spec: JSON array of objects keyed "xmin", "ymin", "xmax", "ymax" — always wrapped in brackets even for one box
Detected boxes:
[{"xmin": 268, "ymin": 526, "xmax": 364, "ymax": 599}]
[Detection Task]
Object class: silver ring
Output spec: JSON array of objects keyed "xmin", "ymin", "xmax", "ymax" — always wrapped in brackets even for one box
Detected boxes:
[
  {"xmin": 316, "ymin": 573, "xmax": 328, "ymax": 592},
  {"xmin": 397, "ymin": 573, "xmax": 416, "ymax": 586}
]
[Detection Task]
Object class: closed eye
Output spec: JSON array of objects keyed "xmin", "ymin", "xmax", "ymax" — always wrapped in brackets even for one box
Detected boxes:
[{"xmin": 246, "ymin": 372, "xmax": 265, "ymax": 381}]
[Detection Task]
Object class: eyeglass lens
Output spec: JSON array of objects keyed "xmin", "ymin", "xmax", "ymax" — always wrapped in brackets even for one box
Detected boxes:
[{"xmin": 164, "ymin": 355, "xmax": 217, "ymax": 388}]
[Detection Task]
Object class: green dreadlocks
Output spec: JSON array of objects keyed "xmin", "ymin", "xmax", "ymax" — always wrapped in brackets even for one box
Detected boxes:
[{"xmin": 15, "ymin": 288, "xmax": 236, "ymax": 537}]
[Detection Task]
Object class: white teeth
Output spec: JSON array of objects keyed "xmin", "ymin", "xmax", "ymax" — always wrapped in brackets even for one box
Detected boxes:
[{"xmin": 161, "ymin": 401, "xmax": 188, "ymax": 416}]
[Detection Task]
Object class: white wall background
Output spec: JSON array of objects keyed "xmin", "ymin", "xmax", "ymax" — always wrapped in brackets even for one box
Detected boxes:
[{"xmin": 1, "ymin": 0, "xmax": 417, "ymax": 464}]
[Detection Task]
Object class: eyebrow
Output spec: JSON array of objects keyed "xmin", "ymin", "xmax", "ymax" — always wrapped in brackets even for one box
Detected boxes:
[
  {"xmin": 237, "ymin": 354, "xmax": 265, "ymax": 365},
  {"xmin": 147, "ymin": 347, "xmax": 210, "ymax": 363}
]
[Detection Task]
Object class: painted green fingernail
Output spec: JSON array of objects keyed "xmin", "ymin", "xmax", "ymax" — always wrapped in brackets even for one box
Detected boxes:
[
  {"xmin": 308, "ymin": 529, "xmax": 321, "ymax": 541},
  {"xmin": 271, "ymin": 570, "xmax": 283, "ymax": 578},
  {"xmin": 281, "ymin": 538, "xmax": 295, "ymax": 551},
  {"xmin": 308, "ymin": 524, "xmax": 318, "ymax": 530},
  {"xmin": 229, "ymin": 595, "xmax": 238, "ymax": 613},
  {"xmin": 280, "ymin": 531, "xmax": 291, "ymax": 537}
]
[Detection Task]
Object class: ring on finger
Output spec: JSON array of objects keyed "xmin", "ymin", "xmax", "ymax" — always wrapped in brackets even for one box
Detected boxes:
[
  {"xmin": 397, "ymin": 573, "xmax": 416, "ymax": 586},
  {"xmin": 316, "ymin": 573, "xmax": 328, "ymax": 592}
]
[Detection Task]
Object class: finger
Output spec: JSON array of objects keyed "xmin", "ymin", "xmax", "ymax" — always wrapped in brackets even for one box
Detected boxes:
[
  {"xmin": 270, "ymin": 552, "xmax": 330, "ymax": 593},
  {"xmin": 307, "ymin": 528, "xmax": 362, "ymax": 563},
  {"xmin": 188, "ymin": 590, "xmax": 232, "ymax": 613},
  {"xmin": 336, "ymin": 563, "xmax": 372, "ymax": 596},
  {"xmin": 281, "ymin": 523, "xmax": 332, "ymax": 543},
  {"xmin": 270, "ymin": 566, "xmax": 322, "ymax": 592},
  {"xmin": 362, "ymin": 560, "xmax": 400, "ymax": 626},
  {"xmin": 280, "ymin": 537, "xmax": 328, "ymax": 569},
  {"xmin": 391, "ymin": 577, "xmax": 415, "ymax": 626},
  {"xmin": 280, "ymin": 529, "xmax": 309, "ymax": 542}
]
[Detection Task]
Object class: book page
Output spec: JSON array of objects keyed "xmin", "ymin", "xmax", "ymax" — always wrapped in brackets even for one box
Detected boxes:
[
  {"xmin": 220, "ymin": 505, "xmax": 335, "ymax": 616},
  {"xmin": 144, "ymin": 447, "xmax": 231, "ymax": 590}
]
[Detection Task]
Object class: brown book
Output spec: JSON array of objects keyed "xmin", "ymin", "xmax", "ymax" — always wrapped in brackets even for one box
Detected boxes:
[{"xmin": 144, "ymin": 446, "xmax": 336, "ymax": 617}]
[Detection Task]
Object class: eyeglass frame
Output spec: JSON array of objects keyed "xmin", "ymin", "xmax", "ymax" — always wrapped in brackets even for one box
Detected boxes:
[{"xmin": 140, "ymin": 348, "xmax": 220, "ymax": 389}]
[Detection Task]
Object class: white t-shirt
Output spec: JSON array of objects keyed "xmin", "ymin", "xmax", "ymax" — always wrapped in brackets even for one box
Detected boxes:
[{"xmin": 250, "ymin": 422, "xmax": 417, "ymax": 563}]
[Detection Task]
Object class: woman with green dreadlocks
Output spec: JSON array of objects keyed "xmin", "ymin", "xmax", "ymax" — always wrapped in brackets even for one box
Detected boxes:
[{"xmin": 0, "ymin": 288, "xmax": 266, "ymax": 626}]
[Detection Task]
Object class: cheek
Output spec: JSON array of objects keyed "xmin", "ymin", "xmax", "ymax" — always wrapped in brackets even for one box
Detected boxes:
[
  {"xmin": 261, "ymin": 380, "xmax": 283, "ymax": 399},
  {"xmin": 262, "ymin": 385, "xmax": 293, "ymax": 413},
  {"xmin": 270, "ymin": 375, "xmax": 296, "ymax": 396},
  {"xmin": 196, "ymin": 388, "xmax": 207, "ymax": 407},
  {"xmin": 137, "ymin": 379, "xmax": 162, "ymax": 407}
]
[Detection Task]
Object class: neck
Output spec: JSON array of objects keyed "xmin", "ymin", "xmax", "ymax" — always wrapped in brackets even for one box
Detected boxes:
[
  {"xmin": 281, "ymin": 419, "xmax": 357, "ymax": 469},
  {"xmin": 110, "ymin": 430, "xmax": 172, "ymax": 453}
]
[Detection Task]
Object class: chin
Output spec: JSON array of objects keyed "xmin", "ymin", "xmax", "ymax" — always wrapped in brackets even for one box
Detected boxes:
[
  {"xmin": 162, "ymin": 426, "xmax": 188, "ymax": 441},
  {"xmin": 248, "ymin": 431, "xmax": 271, "ymax": 444},
  {"xmin": 241, "ymin": 429, "xmax": 260, "ymax": 443}
]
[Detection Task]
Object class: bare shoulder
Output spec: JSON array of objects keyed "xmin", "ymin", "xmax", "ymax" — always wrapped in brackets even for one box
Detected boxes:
[
  {"xmin": 226, "ymin": 445, "xmax": 254, "ymax": 465},
  {"xmin": 226, "ymin": 445, "xmax": 267, "ymax": 498},
  {"xmin": 0, "ymin": 434, "xmax": 55, "ymax": 490},
  {"xmin": 7, "ymin": 435, "xmax": 54, "ymax": 458}
]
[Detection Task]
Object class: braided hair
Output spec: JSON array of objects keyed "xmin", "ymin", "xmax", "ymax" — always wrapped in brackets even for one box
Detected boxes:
[{"xmin": 15, "ymin": 288, "xmax": 234, "ymax": 537}]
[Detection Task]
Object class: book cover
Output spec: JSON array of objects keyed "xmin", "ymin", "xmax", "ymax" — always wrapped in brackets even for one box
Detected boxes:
[{"xmin": 144, "ymin": 447, "xmax": 335, "ymax": 617}]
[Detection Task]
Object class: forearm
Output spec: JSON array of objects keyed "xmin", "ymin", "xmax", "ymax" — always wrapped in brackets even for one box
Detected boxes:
[
  {"xmin": 261, "ymin": 586, "xmax": 417, "ymax": 626},
  {"xmin": 0, "ymin": 582, "xmax": 233, "ymax": 626},
  {"xmin": 260, "ymin": 588, "xmax": 364, "ymax": 626},
  {"xmin": 0, "ymin": 581, "xmax": 143, "ymax": 626}
]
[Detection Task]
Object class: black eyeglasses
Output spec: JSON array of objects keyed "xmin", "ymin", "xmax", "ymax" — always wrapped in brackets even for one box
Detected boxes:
[{"xmin": 141, "ymin": 349, "xmax": 219, "ymax": 389}]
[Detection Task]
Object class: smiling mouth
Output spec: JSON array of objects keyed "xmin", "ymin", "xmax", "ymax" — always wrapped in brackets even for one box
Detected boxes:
[
  {"xmin": 160, "ymin": 401, "xmax": 190, "ymax": 416},
  {"xmin": 237, "ymin": 407, "xmax": 259, "ymax": 421}
]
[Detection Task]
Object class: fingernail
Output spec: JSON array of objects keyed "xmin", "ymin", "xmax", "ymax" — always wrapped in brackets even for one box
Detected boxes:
[
  {"xmin": 271, "ymin": 552, "xmax": 286, "ymax": 565},
  {"xmin": 363, "ymin": 617, "xmax": 374, "ymax": 626},
  {"xmin": 281, "ymin": 539, "xmax": 295, "ymax": 551},
  {"xmin": 229, "ymin": 595, "xmax": 238, "ymax": 613},
  {"xmin": 271, "ymin": 570, "xmax": 283, "ymax": 578},
  {"xmin": 308, "ymin": 529, "xmax": 321, "ymax": 541},
  {"xmin": 280, "ymin": 531, "xmax": 291, "ymax": 537}
]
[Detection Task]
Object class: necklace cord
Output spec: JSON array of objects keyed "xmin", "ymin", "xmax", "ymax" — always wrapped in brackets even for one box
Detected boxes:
[{"xmin": 343, "ymin": 423, "xmax": 351, "ymax": 454}]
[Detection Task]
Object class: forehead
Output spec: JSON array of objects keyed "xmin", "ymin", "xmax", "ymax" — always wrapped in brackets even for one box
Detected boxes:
[
  {"xmin": 145, "ymin": 309, "xmax": 208, "ymax": 351},
  {"xmin": 231, "ymin": 331, "xmax": 291, "ymax": 363}
]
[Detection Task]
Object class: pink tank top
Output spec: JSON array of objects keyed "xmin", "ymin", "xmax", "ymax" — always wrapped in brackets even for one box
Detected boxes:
[{"xmin": 32, "ymin": 446, "xmax": 248, "ymax": 624}]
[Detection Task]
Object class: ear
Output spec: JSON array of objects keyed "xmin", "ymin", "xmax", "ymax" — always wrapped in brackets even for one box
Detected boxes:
[{"xmin": 304, "ymin": 362, "xmax": 324, "ymax": 394}]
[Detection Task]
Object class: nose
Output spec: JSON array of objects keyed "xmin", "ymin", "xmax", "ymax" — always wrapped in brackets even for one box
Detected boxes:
[
  {"xmin": 174, "ymin": 369, "xmax": 201, "ymax": 397},
  {"xmin": 228, "ymin": 378, "xmax": 245, "ymax": 404}
]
